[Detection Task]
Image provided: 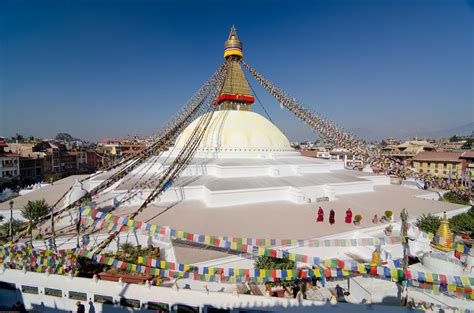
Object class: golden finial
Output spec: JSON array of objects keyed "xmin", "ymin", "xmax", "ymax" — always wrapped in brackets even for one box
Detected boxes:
[
  {"xmin": 224, "ymin": 26, "xmax": 243, "ymax": 59},
  {"xmin": 371, "ymin": 247, "xmax": 381, "ymax": 265},
  {"xmin": 431, "ymin": 212, "xmax": 453, "ymax": 252}
]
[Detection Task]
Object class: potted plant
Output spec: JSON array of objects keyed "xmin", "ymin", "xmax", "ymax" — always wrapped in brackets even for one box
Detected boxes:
[
  {"xmin": 384, "ymin": 210, "xmax": 393, "ymax": 222},
  {"xmin": 384, "ymin": 224, "xmax": 393, "ymax": 236},
  {"xmin": 354, "ymin": 215, "xmax": 362, "ymax": 225}
]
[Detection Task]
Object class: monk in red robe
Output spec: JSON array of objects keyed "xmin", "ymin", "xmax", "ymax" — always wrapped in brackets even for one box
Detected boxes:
[
  {"xmin": 317, "ymin": 207, "xmax": 324, "ymax": 222},
  {"xmin": 345, "ymin": 208, "xmax": 352, "ymax": 223},
  {"xmin": 329, "ymin": 209, "xmax": 335, "ymax": 224}
]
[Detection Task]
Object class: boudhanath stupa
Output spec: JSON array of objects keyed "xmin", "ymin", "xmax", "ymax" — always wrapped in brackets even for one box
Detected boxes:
[{"xmin": 0, "ymin": 27, "xmax": 472, "ymax": 313}]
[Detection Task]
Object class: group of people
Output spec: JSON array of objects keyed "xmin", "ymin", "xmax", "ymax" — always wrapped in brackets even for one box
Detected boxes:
[{"xmin": 316, "ymin": 207, "xmax": 353, "ymax": 225}]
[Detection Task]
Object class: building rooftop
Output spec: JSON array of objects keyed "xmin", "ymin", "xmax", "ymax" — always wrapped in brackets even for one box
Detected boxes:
[
  {"xmin": 460, "ymin": 150, "xmax": 474, "ymax": 159},
  {"xmin": 411, "ymin": 151, "xmax": 464, "ymax": 162}
]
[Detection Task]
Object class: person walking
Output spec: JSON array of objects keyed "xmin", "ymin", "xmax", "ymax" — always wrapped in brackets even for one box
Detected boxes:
[
  {"xmin": 329, "ymin": 209, "xmax": 335, "ymax": 225},
  {"xmin": 317, "ymin": 207, "xmax": 324, "ymax": 222},
  {"xmin": 345, "ymin": 208, "xmax": 352, "ymax": 223}
]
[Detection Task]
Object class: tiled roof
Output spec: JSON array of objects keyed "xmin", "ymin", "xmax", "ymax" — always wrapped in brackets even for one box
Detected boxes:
[
  {"xmin": 97, "ymin": 137, "xmax": 122, "ymax": 143},
  {"xmin": 460, "ymin": 151, "xmax": 474, "ymax": 159},
  {"xmin": 412, "ymin": 151, "xmax": 463, "ymax": 162},
  {"xmin": 0, "ymin": 152, "xmax": 18, "ymax": 157}
]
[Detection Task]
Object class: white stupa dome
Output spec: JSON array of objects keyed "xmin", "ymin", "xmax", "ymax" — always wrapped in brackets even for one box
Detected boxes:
[{"xmin": 173, "ymin": 110, "xmax": 298, "ymax": 158}]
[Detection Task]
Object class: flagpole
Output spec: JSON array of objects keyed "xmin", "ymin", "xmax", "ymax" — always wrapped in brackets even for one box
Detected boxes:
[{"xmin": 400, "ymin": 208, "xmax": 409, "ymax": 306}]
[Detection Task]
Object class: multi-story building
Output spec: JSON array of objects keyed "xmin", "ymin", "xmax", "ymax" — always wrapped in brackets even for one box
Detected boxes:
[
  {"xmin": 442, "ymin": 141, "xmax": 467, "ymax": 151},
  {"xmin": 0, "ymin": 138, "xmax": 20, "ymax": 182},
  {"xmin": 460, "ymin": 151, "xmax": 474, "ymax": 187},
  {"xmin": 411, "ymin": 151, "xmax": 466, "ymax": 180},
  {"xmin": 384, "ymin": 140, "xmax": 435, "ymax": 163},
  {"xmin": 19, "ymin": 157, "xmax": 44, "ymax": 183},
  {"xmin": 5, "ymin": 143, "xmax": 45, "ymax": 183},
  {"xmin": 59, "ymin": 153, "xmax": 78, "ymax": 174},
  {"xmin": 33, "ymin": 141, "xmax": 64, "ymax": 174},
  {"xmin": 382, "ymin": 137, "xmax": 400, "ymax": 147},
  {"xmin": 86, "ymin": 151, "xmax": 102, "ymax": 171},
  {"xmin": 117, "ymin": 143, "xmax": 144, "ymax": 157},
  {"xmin": 97, "ymin": 137, "xmax": 122, "ymax": 161}
]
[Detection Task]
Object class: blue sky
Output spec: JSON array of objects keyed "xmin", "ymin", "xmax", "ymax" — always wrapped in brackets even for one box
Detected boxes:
[{"xmin": 1, "ymin": 0, "xmax": 472, "ymax": 141}]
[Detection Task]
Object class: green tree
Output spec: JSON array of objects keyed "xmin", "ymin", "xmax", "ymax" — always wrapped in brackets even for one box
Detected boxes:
[
  {"xmin": 449, "ymin": 207, "xmax": 474, "ymax": 235},
  {"xmin": 0, "ymin": 219, "xmax": 26, "ymax": 240},
  {"xmin": 255, "ymin": 256, "xmax": 297, "ymax": 288},
  {"xmin": 462, "ymin": 138, "xmax": 473, "ymax": 149},
  {"xmin": 415, "ymin": 214, "xmax": 441, "ymax": 235},
  {"xmin": 416, "ymin": 208, "xmax": 474, "ymax": 238},
  {"xmin": 21, "ymin": 199, "xmax": 50, "ymax": 246},
  {"xmin": 443, "ymin": 191, "xmax": 469, "ymax": 205},
  {"xmin": 21, "ymin": 199, "xmax": 50, "ymax": 222},
  {"xmin": 449, "ymin": 135, "xmax": 460, "ymax": 142}
]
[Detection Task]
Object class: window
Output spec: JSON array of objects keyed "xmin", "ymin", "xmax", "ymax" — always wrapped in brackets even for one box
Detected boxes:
[
  {"xmin": 427, "ymin": 169, "xmax": 430, "ymax": 173},
  {"xmin": 435, "ymin": 169, "xmax": 438, "ymax": 174},
  {"xmin": 443, "ymin": 163, "xmax": 447, "ymax": 168},
  {"xmin": 427, "ymin": 162, "xmax": 431, "ymax": 167}
]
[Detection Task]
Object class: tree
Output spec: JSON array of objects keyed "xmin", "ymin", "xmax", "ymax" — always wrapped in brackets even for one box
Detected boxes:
[
  {"xmin": 449, "ymin": 135, "xmax": 460, "ymax": 142},
  {"xmin": 449, "ymin": 207, "xmax": 474, "ymax": 236},
  {"xmin": 255, "ymin": 256, "xmax": 298, "ymax": 288},
  {"xmin": 0, "ymin": 219, "xmax": 26, "ymax": 240},
  {"xmin": 21, "ymin": 199, "xmax": 50, "ymax": 222},
  {"xmin": 415, "ymin": 214, "xmax": 440, "ymax": 235},
  {"xmin": 462, "ymin": 138, "xmax": 473, "ymax": 149},
  {"xmin": 13, "ymin": 133, "xmax": 25, "ymax": 143},
  {"xmin": 416, "ymin": 208, "xmax": 474, "ymax": 238},
  {"xmin": 21, "ymin": 199, "xmax": 50, "ymax": 246},
  {"xmin": 55, "ymin": 133, "xmax": 78, "ymax": 142},
  {"xmin": 443, "ymin": 191, "xmax": 469, "ymax": 205}
]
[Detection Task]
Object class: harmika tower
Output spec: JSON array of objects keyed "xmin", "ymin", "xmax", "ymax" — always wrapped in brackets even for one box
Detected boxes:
[{"xmin": 214, "ymin": 26, "xmax": 255, "ymax": 111}]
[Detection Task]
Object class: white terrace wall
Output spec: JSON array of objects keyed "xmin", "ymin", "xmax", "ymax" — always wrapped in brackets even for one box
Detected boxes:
[{"xmin": 0, "ymin": 269, "xmax": 419, "ymax": 313}]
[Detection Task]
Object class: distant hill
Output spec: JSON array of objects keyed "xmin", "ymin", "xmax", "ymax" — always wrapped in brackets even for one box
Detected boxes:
[
  {"xmin": 349, "ymin": 122, "xmax": 473, "ymax": 141},
  {"xmin": 423, "ymin": 122, "xmax": 473, "ymax": 139},
  {"xmin": 55, "ymin": 133, "xmax": 80, "ymax": 142}
]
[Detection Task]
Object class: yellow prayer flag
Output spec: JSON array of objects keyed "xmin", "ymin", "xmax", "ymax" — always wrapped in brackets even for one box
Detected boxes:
[
  {"xmin": 390, "ymin": 268, "xmax": 398, "ymax": 281},
  {"xmin": 424, "ymin": 272, "xmax": 433, "ymax": 283}
]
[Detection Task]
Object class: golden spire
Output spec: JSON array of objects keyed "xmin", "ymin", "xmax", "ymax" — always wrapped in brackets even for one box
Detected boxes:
[
  {"xmin": 371, "ymin": 246, "xmax": 381, "ymax": 265},
  {"xmin": 224, "ymin": 25, "xmax": 243, "ymax": 59},
  {"xmin": 431, "ymin": 212, "xmax": 453, "ymax": 252},
  {"xmin": 215, "ymin": 26, "xmax": 254, "ymax": 111}
]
